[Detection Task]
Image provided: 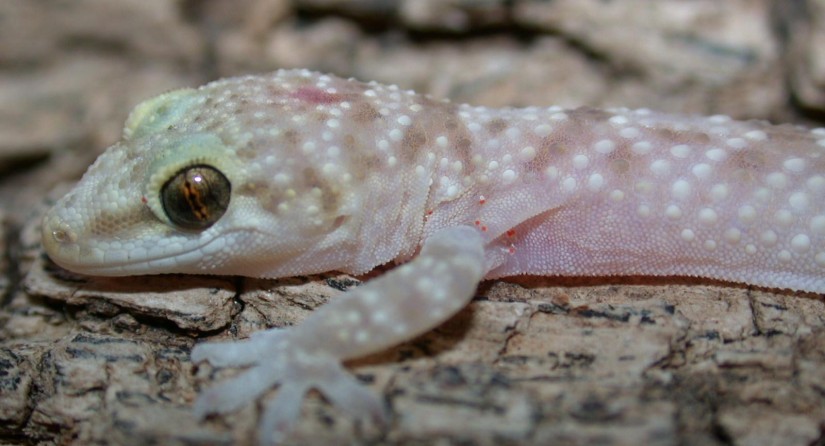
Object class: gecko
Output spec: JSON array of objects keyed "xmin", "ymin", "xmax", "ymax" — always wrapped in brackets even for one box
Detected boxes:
[{"xmin": 41, "ymin": 69, "xmax": 824, "ymax": 443}]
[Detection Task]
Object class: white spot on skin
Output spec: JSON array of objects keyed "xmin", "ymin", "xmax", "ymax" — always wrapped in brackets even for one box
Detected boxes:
[
  {"xmin": 520, "ymin": 146, "xmax": 536, "ymax": 161},
  {"xmin": 398, "ymin": 115, "xmax": 412, "ymax": 126},
  {"xmin": 709, "ymin": 184, "xmax": 729, "ymax": 202},
  {"xmin": 766, "ymin": 172, "xmax": 788, "ymax": 189},
  {"xmin": 754, "ymin": 187, "xmax": 772, "ymax": 203},
  {"xmin": 563, "ymin": 177, "xmax": 577, "ymax": 192},
  {"xmin": 637, "ymin": 204, "xmax": 651, "ymax": 217},
  {"xmin": 650, "ymin": 159, "xmax": 671, "ymax": 176},
  {"xmin": 725, "ymin": 138, "xmax": 748, "ymax": 149},
  {"xmin": 594, "ymin": 139, "xmax": 616, "ymax": 154},
  {"xmin": 665, "ymin": 205, "xmax": 682, "ymax": 219},
  {"xmin": 609, "ymin": 115, "xmax": 629, "ymax": 126},
  {"xmin": 273, "ymin": 173, "xmax": 290, "ymax": 186},
  {"xmin": 502, "ymin": 169, "xmax": 517, "ymax": 184},
  {"xmin": 670, "ymin": 144, "xmax": 691, "ymax": 158},
  {"xmin": 610, "ymin": 189, "xmax": 625, "ymax": 201},
  {"xmin": 789, "ymin": 192, "xmax": 809, "ymax": 211},
  {"xmin": 681, "ymin": 229, "xmax": 695, "ymax": 241},
  {"xmin": 704, "ymin": 240, "xmax": 717, "ymax": 251},
  {"xmin": 631, "ymin": 141, "xmax": 652, "ymax": 155},
  {"xmin": 791, "ymin": 234, "xmax": 811, "ymax": 252},
  {"xmin": 724, "ymin": 228, "xmax": 741, "ymax": 244},
  {"xmin": 671, "ymin": 180, "xmax": 691, "ymax": 200},
  {"xmin": 698, "ymin": 208, "xmax": 718, "ymax": 225},
  {"xmin": 534, "ymin": 124, "xmax": 553, "ymax": 137},
  {"xmin": 745, "ymin": 130, "xmax": 767, "ymax": 141},
  {"xmin": 778, "ymin": 250, "xmax": 792, "ymax": 263},
  {"xmin": 737, "ymin": 205, "xmax": 756, "ymax": 224},
  {"xmin": 783, "ymin": 158, "xmax": 806, "ymax": 173},
  {"xmin": 705, "ymin": 148, "xmax": 727, "ymax": 162},
  {"xmin": 354, "ymin": 330, "xmax": 370, "ymax": 343},
  {"xmin": 345, "ymin": 310, "xmax": 362, "ymax": 324},
  {"xmin": 761, "ymin": 230, "xmax": 778, "ymax": 246},
  {"xmin": 692, "ymin": 164, "xmax": 712, "ymax": 180},
  {"xmin": 573, "ymin": 155, "xmax": 589, "ymax": 170},
  {"xmin": 745, "ymin": 244, "xmax": 757, "ymax": 255},
  {"xmin": 416, "ymin": 277, "xmax": 433, "ymax": 293},
  {"xmin": 620, "ymin": 127, "xmax": 640, "ymax": 138},
  {"xmin": 808, "ymin": 175, "xmax": 825, "ymax": 192},
  {"xmin": 587, "ymin": 173, "xmax": 605, "ymax": 191},
  {"xmin": 436, "ymin": 136, "xmax": 448, "ymax": 148}
]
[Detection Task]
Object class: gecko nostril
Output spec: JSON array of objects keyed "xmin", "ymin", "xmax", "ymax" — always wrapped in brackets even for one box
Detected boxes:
[
  {"xmin": 52, "ymin": 229, "xmax": 69, "ymax": 243},
  {"xmin": 44, "ymin": 219, "xmax": 77, "ymax": 246}
]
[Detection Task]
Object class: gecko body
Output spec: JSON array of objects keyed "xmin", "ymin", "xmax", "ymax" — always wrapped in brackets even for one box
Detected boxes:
[{"xmin": 41, "ymin": 70, "xmax": 825, "ymax": 443}]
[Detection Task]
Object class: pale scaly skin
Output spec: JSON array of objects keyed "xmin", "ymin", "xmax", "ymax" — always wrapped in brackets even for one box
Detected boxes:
[{"xmin": 42, "ymin": 69, "xmax": 825, "ymax": 443}]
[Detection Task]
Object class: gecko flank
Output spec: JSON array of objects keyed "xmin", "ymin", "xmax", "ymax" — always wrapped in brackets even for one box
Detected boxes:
[{"xmin": 42, "ymin": 69, "xmax": 824, "ymax": 443}]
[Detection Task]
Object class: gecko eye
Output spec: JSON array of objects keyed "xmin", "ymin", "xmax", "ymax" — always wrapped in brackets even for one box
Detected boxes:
[{"xmin": 161, "ymin": 165, "xmax": 231, "ymax": 230}]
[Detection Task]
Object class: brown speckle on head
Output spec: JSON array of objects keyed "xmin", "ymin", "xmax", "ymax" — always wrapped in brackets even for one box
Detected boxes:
[
  {"xmin": 487, "ymin": 118, "xmax": 509, "ymax": 134},
  {"xmin": 400, "ymin": 122, "xmax": 427, "ymax": 163},
  {"xmin": 237, "ymin": 144, "xmax": 258, "ymax": 161},
  {"xmin": 283, "ymin": 129, "xmax": 300, "ymax": 147},
  {"xmin": 342, "ymin": 134, "xmax": 357, "ymax": 150},
  {"xmin": 351, "ymin": 101, "xmax": 381, "ymax": 123},
  {"xmin": 569, "ymin": 106, "xmax": 613, "ymax": 123},
  {"xmin": 729, "ymin": 149, "xmax": 766, "ymax": 171}
]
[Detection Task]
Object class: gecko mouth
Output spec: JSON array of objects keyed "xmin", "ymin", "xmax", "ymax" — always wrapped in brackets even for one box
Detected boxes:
[
  {"xmin": 43, "ymin": 237, "xmax": 220, "ymax": 277},
  {"xmin": 41, "ymin": 216, "xmax": 230, "ymax": 277}
]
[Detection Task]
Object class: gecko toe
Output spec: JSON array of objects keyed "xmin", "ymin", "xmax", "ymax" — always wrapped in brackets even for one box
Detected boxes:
[
  {"xmin": 192, "ymin": 328, "xmax": 287, "ymax": 367},
  {"xmin": 195, "ymin": 360, "xmax": 285, "ymax": 418}
]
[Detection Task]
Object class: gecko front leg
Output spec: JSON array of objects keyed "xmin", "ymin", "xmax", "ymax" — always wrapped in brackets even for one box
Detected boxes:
[{"xmin": 191, "ymin": 226, "xmax": 486, "ymax": 444}]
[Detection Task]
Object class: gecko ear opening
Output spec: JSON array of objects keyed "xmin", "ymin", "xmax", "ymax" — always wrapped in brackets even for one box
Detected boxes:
[{"xmin": 160, "ymin": 164, "xmax": 231, "ymax": 231}]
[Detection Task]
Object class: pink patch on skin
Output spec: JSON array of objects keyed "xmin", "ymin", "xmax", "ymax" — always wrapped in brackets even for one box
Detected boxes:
[{"xmin": 291, "ymin": 87, "xmax": 342, "ymax": 104}]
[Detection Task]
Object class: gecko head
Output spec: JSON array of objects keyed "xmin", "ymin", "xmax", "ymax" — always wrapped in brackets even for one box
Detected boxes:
[{"xmin": 42, "ymin": 75, "xmax": 365, "ymax": 277}]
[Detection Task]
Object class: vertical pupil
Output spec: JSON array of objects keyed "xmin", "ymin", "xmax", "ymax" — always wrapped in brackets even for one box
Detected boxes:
[{"xmin": 161, "ymin": 165, "xmax": 231, "ymax": 230}]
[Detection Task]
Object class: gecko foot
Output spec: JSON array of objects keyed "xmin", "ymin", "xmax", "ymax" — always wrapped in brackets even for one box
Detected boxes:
[
  {"xmin": 193, "ymin": 329, "xmax": 387, "ymax": 445},
  {"xmin": 191, "ymin": 328, "xmax": 287, "ymax": 367}
]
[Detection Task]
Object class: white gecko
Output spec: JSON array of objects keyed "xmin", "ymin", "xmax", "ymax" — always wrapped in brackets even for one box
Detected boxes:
[{"xmin": 41, "ymin": 69, "xmax": 824, "ymax": 443}]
